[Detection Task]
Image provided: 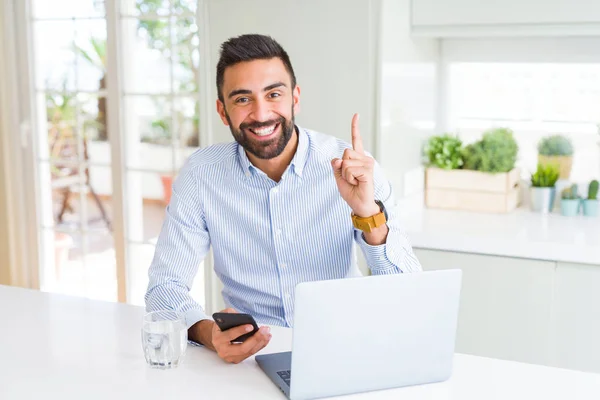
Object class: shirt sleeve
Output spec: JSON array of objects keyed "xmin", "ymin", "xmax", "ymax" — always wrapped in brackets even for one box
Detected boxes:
[
  {"xmin": 144, "ymin": 162, "xmax": 212, "ymax": 331},
  {"xmin": 354, "ymin": 160, "xmax": 423, "ymax": 274}
]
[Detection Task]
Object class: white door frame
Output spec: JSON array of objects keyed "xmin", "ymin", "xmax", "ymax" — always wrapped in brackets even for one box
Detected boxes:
[{"xmin": 105, "ymin": 0, "xmax": 129, "ymax": 303}]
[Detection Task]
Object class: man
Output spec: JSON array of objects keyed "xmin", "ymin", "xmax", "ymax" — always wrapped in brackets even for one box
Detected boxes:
[{"xmin": 145, "ymin": 34, "xmax": 422, "ymax": 364}]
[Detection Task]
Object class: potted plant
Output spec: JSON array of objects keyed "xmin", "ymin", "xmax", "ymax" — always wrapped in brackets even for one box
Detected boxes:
[
  {"xmin": 583, "ymin": 179, "xmax": 599, "ymax": 217},
  {"xmin": 462, "ymin": 127, "xmax": 519, "ymax": 174},
  {"xmin": 424, "ymin": 128, "xmax": 521, "ymax": 213},
  {"xmin": 530, "ymin": 163, "xmax": 560, "ymax": 213},
  {"xmin": 424, "ymin": 133, "xmax": 464, "ymax": 170},
  {"xmin": 537, "ymin": 134, "xmax": 574, "ymax": 180},
  {"xmin": 560, "ymin": 184, "xmax": 581, "ymax": 216}
]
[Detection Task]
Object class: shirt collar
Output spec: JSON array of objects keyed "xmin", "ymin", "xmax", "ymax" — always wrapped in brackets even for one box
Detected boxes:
[
  {"xmin": 237, "ymin": 141, "xmax": 255, "ymax": 177},
  {"xmin": 290, "ymin": 125, "xmax": 308, "ymax": 177},
  {"xmin": 237, "ymin": 125, "xmax": 309, "ymax": 179}
]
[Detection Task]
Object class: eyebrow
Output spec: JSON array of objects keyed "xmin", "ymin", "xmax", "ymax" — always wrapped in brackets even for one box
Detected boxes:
[{"xmin": 228, "ymin": 82, "xmax": 287, "ymax": 99}]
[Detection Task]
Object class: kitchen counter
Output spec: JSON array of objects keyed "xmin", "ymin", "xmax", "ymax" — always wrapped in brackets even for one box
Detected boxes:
[{"xmin": 397, "ymin": 196, "xmax": 600, "ymax": 265}]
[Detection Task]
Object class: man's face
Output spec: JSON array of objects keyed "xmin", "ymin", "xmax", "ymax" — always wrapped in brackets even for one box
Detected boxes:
[{"xmin": 217, "ymin": 58, "xmax": 300, "ymax": 160}]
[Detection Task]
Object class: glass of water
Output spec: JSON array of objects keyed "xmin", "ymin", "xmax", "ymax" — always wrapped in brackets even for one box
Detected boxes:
[{"xmin": 142, "ymin": 310, "xmax": 188, "ymax": 369}]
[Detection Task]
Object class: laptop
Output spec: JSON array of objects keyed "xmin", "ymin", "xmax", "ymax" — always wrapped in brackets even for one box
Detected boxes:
[{"xmin": 255, "ymin": 269, "xmax": 462, "ymax": 400}]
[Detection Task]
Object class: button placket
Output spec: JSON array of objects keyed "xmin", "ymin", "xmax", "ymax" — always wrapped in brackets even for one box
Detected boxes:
[{"xmin": 269, "ymin": 183, "xmax": 291, "ymax": 319}]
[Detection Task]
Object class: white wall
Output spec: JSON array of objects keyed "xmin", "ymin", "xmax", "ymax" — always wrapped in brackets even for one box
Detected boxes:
[
  {"xmin": 203, "ymin": 0, "xmax": 380, "ymax": 153},
  {"xmin": 378, "ymin": 0, "xmax": 439, "ymax": 197}
]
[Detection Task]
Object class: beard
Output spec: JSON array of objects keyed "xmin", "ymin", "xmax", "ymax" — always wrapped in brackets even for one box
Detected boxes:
[{"xmin": 225, "ymin": 108, "xmax": 295, "ymax": 160}]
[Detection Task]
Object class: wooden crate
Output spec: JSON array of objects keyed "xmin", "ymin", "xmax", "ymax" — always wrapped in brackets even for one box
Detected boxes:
[{"xmin": 425, "ymin": 167, "xmax": 521, "ymax": 213}]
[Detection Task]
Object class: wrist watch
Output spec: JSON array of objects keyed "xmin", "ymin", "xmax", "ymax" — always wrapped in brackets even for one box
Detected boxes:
[{"xmin": 351, "ymin": 200, "xmax": 388, "ymax": 233}]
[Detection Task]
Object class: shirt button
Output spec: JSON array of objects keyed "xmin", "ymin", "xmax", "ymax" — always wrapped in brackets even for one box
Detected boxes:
[
  {"xmin": 245, "ymin": 172, "xmax": 250, "ymax": 177},
  {"xmin": 285, "ymin": 293, "xmax": 292, "ymax": 299},
  {"xmin": 272, "ymin": 187, "xmax": 279, "ymax": 194},
  {"xmin": 276, "ymin": 229, "xmax": 282, "ymax": 236},
  {"xmin": 280, "ymin": 263, "xmax": 287, "ymax": 269}
]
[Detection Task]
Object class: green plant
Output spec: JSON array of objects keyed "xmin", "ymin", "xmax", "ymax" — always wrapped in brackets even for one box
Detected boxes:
[
  {"xmin": 531, "ymin": 163, "xmax": 560, "ymax": 187},
  {"xmin": 537, "ymin": 134, "xmax": 574, "ymax": 156},
  {"xmin": 141, "ymin": 117, "xmax": 172, "ymax": 145},
  {"xmin": 561, "ymin": 184, "xmax": 580, "ymax": 200},
  {"xmin": 588, "ymin": 180, "xmax": 599, "ymax": 200},
  {"xmin": 424, "ymin": 134, "xmax": 464, "ymax": 170},
  {"xmin": 462, "ymin": 127, "xmax": 519, "ymax": 173}
]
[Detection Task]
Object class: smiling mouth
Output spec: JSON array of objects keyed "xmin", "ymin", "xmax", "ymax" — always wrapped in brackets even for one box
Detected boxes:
[{"xmin": 248, "ymin": 123, "xmax": 280, "ymax": 138}]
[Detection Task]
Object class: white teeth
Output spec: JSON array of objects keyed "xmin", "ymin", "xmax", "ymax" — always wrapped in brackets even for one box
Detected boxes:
[{"xmin": 253, "ymin": 124, "xmax": 276, "ymax": 136}]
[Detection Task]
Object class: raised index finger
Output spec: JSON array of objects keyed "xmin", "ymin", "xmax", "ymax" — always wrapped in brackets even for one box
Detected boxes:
[{"xmin": 351, "ymin": 113, "xmax": 364, "ymax": 155}]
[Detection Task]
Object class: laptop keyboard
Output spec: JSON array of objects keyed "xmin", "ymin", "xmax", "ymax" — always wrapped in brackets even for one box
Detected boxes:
[{"xmin": 277, "ymin": 370, "xmax": 291, "ymax": 386}]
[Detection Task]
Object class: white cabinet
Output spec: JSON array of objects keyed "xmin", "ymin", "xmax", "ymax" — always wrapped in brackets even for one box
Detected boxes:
[
  {"xmin": 411, "ymin": 0, "xmax": 600, "ymax": 37},
  {"xmin": 552, "ymin": 262, "xmax": 600, "ymax": 373},
  {"xmin": 414, "ymin": 249, "xmax": 600, "ymax": 373},
  {"xmin": 415, "ymin": 248, "xmax": 555, "ymax": 365}
]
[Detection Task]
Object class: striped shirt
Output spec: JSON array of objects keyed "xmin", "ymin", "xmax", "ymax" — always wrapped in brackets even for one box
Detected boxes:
[{"xmin": 145, "ymin": 126, "xmax": 422, "ymax": 329}]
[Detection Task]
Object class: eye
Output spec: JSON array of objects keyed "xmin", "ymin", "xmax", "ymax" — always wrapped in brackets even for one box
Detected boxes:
[
  {"xmin": 269, "ymin": 92, "xmax": 281, "ymax": 98},
  {"xmin": 235, "ymin": 97, "xmax": 249, "ymax": 104}
]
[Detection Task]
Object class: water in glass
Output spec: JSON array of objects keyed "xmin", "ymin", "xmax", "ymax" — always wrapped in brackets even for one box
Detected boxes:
[{"xmin": 142, "ymin": 310, "xmax": 187, "ymax": 369}]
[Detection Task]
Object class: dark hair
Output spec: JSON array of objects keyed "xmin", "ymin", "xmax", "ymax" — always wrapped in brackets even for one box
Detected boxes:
[{"xmin": 216, "ymin": 34, "xmax": 297, "ymax": 102}]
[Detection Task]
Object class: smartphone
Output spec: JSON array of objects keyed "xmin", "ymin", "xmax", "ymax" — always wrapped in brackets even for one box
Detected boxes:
[{"xmin": 212, "ymin": 312, "xmax": 259, "ymax": 343}]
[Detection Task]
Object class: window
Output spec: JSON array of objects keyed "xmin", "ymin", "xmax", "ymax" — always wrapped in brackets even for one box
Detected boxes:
[{"xmin": 443, "ymin": 39, "xmax": 600, "ymax": 183}]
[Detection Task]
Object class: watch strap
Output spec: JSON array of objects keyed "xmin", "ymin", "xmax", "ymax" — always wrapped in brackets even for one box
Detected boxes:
[
  {"xmin": 352, "ymin": 212, "xmax": 386, "ymax": 233},
  {"xmin": 351, "ymin": 200, "xmax": 387, "ymax": 233}
]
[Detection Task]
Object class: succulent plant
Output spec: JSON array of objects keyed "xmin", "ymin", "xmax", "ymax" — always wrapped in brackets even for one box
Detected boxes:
[
  {"xmin": 424, "ymin": 134, "xmax": 464, "ymax": 170},
  {"xmin": 537, "ymin": 134, "xmax": 574, "ymax": 156},
  {"xmin": 588, "ymin": 180, "xmax": 599, "ymax": 200},
  {"xmin": 462, "ymin": 127, "xmax": 519, "ymax": 173},
  {"xmin": 561, "ymin": 184, "xmax": 580, "ymax": 200},
  {"xmin": 531, "ymin": 163, "xmax": 560, "ymax": 188}
]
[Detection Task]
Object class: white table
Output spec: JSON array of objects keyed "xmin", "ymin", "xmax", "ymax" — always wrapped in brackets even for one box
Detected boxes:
[{"xmin": 2, "ymin": 285, "xmax": 600, "ymax": 399}]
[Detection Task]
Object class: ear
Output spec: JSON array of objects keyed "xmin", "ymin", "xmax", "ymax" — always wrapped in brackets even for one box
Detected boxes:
[
  {"xmin": 292, "ymin": 85, "xmax": 301, "ymax": 115},
  {"xmin": 216, "ymin": 99, "xmax": 229, "ymax": 126}
]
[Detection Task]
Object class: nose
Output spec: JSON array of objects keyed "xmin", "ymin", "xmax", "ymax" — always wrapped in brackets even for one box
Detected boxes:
[{"xmin": 250, "ymin": 97, "xmax": 272, "ymax": 123}]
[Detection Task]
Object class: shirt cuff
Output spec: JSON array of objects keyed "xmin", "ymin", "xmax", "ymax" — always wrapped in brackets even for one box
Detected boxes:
[
  {"xmin": 356, "ymin": 228, "xmax": 405, "ymax": 273},
  {"xmin": 184, "ymin": 308, "xmax": 213, "ymax": 347}
]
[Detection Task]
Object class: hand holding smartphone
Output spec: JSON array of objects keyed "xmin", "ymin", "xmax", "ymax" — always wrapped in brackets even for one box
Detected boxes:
[{"xmin": 212, "ymin": 312, "xmax": 259, "ymax": 343}]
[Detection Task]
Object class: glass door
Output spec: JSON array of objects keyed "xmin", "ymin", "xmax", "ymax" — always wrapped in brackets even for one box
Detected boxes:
[{"xmin": 28, "ymin": 0, "xmax": 206, "ymax": 307}]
